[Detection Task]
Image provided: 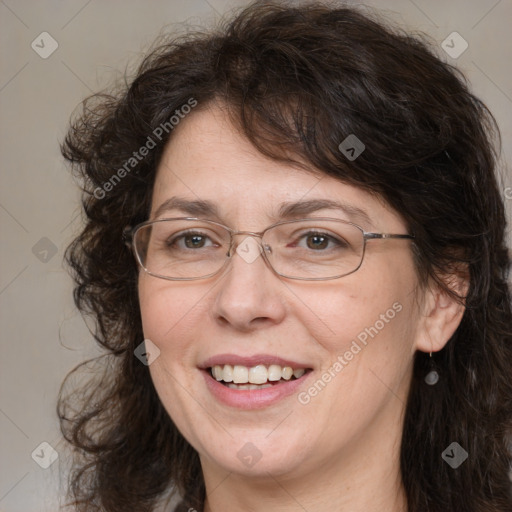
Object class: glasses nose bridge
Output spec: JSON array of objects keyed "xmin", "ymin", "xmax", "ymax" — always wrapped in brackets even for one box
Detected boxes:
[{"xmin": 225, "ymin": 228, "xmax": 267, "ymax": 257}]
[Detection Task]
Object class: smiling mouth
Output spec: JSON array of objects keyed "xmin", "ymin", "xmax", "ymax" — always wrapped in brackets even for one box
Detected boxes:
[{"xmin": 208, "ymin": 364, "xmax": 312, "ymax": 390}]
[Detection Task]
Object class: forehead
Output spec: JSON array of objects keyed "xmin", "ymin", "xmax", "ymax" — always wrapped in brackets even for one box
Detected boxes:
[{"xmin": 150, "ymin": 103, "xmax": 403, "ymax": 232}]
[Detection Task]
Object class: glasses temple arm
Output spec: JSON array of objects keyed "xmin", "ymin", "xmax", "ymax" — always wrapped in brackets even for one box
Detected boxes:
[{"xmin": 364, "ymin": 233, "xmax": 415, "ymax": 240}]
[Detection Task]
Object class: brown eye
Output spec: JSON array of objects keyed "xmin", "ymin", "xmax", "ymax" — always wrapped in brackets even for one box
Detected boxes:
[
  {"xmin": 306, "ymin": 234, "xmax": 329, "ymax": 250},
  {"xmin": 166, "ymin": 231, "xmax": 217, "ymax": 250},
  {"xmin": 184, "ymin": 234, "xmax": 207, "ymax": 248},
  {"xmin": 294, "ymin": 231, "xmax": 346, "ymax": 251}
]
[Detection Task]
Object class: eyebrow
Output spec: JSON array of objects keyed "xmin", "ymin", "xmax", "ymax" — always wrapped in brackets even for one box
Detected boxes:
[{"xmin": 152, "ymin": 196, "xmax": 373, "ymax": 227}]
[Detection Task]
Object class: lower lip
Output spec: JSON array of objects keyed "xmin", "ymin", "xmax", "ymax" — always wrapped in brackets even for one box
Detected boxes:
[{"xmin": 202, "ymin": 370, "xmax": 311, "ymax": 410}]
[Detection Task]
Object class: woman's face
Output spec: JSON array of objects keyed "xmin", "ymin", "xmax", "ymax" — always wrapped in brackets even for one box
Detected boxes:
[{"xmin": 139, "ymin": 103, "xmax": 427, "ymax": 482}]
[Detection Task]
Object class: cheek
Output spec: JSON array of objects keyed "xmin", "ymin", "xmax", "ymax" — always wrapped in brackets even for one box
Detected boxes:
[
  {"xmin": 138, "ymin": 276, "xmax": 210, "ymax": 440},
  {"xmin": 306, "ymin": 257, "xmax": 420, "ymax": 366},
  {"xmin": 138, "ymin": 274, "xmax": 207, "ymax": 350},
  {"xmin": 299, "ymin": 284, "xmax": 419, "ymax": 440}
]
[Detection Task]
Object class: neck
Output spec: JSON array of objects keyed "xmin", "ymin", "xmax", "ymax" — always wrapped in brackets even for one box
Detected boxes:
[
  {"xmin": 202, "ymin": 467, "xmax": 407, "ymax": 512},
  {"xmin": 200, "ymin": 410, "xmax": 408, "ymax": 512}
]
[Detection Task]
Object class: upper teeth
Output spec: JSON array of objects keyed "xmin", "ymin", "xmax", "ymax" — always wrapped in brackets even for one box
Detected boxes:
[{"xmin": 211, "ymin": 364, "xmax": 306, "ymax": 384}]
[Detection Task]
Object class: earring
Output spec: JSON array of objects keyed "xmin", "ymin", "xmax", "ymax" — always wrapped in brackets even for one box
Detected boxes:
[{"xmin": 424, "ymin": 352, "xmax": 439, "ymax": 385}]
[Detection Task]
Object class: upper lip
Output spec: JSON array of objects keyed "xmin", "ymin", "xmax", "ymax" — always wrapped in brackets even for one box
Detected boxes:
[{"xmin": 200, "ymin": 353, "xmax": 311, "ymax": 369}]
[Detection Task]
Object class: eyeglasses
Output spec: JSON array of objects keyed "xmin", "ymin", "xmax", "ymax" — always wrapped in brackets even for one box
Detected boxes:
[{"xmin": 123, "ymin": 217, "xmax": 414, "ymax": 281}]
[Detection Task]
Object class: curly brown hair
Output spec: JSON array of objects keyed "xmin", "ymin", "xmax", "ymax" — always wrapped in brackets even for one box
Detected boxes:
[{"xmin": 58, "ymin": 2, "xmax": 512, "ymax": 511}]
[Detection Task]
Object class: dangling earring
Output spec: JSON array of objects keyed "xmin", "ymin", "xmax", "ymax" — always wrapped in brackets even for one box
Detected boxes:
[{"xmin": 424, "ymin": 351, "xmax": 439, "ymax": 385}]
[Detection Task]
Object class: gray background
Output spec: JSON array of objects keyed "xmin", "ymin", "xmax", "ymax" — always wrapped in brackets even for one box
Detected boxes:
[{"xmin": 1, "ymin": 0, "xmax": 511, "ymax": 510}]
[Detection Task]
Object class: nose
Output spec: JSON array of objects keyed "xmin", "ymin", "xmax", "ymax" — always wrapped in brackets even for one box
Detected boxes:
[{"xmin": 212, "ymin": 235, "xmax": 287, "ymax": 332}]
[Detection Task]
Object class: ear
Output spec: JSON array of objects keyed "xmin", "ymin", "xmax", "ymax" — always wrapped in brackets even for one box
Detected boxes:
[{"xmin": 415, "ymin": 274, "xmax": 468, "ymax": 353}]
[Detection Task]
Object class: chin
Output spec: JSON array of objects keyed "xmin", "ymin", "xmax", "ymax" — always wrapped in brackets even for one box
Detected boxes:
[{"xmin": 195, "ymin": 426, "xmax": 318, "ymax": 479}]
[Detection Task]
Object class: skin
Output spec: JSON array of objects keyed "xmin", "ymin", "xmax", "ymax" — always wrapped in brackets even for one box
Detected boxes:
[{"xmin": 138, "ymin": 102, "xmax": 465, "ymax": 512}]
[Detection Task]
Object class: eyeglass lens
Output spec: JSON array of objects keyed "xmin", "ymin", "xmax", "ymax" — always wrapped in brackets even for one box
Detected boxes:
[{"xmin": 134, "ymin": 219, "xmax": 365, "ymax": 280}]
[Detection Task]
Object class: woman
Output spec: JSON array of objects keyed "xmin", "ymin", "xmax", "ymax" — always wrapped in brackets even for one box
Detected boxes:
[{"xmin": 58, "ymin": 2, "xmax": 512, "ymax": 511}]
